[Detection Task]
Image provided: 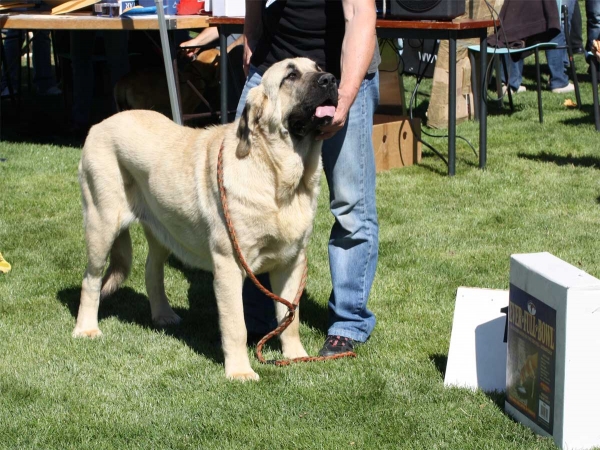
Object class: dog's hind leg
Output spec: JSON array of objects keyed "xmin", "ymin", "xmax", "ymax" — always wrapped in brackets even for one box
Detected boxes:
[
  {"xmin": 73, "ymin": 217, "xmax": 122, "ymax": 338},
  {"xmin": 143, "ymin": 226, "xmax": 182, "ymax": 327},
  {"xmin": 213, "ymin": 256, "xmax": 259, "ymax": 381},
  {"xmin": 269, "ymin": 255, "xmax": 308, "ymax": 360},
  {"xmin": 100, "ymin": 229, "xmax": 132, "ymax": 299}
]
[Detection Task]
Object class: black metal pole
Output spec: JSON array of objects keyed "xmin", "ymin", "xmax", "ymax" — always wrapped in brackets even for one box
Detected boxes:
[
  {"xmin": 220, "ymin": 26, "xmax": 228, "ymax": 124},
  {"xmin": 479, "ymin": 34, "xmax": 487, "ymax": 170},
  {"xmin": 448, "ymin": 35, "xmax": 457, "ymax": 176},
  {"xmin": 591, "ymin": 59, "xmax": 600, "ymax": 131},
  {"xmin": 535, "ymin": 48, "xmax": 543, "ymax": 123}
]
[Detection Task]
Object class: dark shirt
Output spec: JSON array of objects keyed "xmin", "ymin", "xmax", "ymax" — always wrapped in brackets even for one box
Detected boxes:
[
  {"xmin": 487, "ymin": 0, "xmax": 561, "ymax": 50},
  {"xmin": 251, "ymin": 0, "xmax": 380, "ymax": 79}
]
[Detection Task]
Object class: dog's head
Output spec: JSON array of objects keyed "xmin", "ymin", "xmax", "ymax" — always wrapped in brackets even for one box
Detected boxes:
[{"xmin": 236, "ymin": 58, "xmax": 338, "ymax": 158}]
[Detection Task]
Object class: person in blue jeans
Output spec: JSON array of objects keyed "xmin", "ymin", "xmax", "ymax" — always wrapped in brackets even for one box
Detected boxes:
[
  {"xmin": 586, "ymin": 0, "xmax": 600, "ymax": 54},
  {"xmin": 502, "ymin": 0, "xmax": 576, "ymax": 94},
  {"xmin": 237, "ymin": 0, "xmax": 380, "ymax": 356},
  {"xmin": 1, "ymin": 30, "xmax": 61, "ymax": 96}
]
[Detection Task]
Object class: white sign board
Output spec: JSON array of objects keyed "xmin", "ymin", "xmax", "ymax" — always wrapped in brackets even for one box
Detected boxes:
[{"xmin": 444, "ymin": 287, "xmax": 509, "ymax": 392}]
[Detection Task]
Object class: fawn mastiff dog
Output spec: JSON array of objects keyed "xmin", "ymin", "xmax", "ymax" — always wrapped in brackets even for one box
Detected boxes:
[{"xmin": 73, "ymin": 58, "xmax": 338, "ymax": 381}]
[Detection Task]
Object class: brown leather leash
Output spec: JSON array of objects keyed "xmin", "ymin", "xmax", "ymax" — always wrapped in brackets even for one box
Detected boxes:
[{"xmin": 217, "ymin": 143, "xmax": 356, "ymax": 366}]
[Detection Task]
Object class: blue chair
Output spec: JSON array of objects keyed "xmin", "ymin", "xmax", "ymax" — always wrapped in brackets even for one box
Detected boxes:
[{"xmin": 468, "ymin": 0, "xmax": 581, "ymax": 123}]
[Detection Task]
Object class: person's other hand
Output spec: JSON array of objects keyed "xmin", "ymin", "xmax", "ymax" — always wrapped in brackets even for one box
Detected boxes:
[
  {"xmin": 243, "ymin": 36, "xmax": 253, "ymax": 76},
  {"xmin": 180, "ymin": 36, "xmax": 202, "ymax": 59},
  {"xmin": 179, "ymin": 46, "xmax": 199, "ymax": 60}
]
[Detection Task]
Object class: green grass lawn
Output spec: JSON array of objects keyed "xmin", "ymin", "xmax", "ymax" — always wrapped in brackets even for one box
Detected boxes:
[{"xmin": 1, "ymin": 26, "xmax": 600, "ymax": 450}]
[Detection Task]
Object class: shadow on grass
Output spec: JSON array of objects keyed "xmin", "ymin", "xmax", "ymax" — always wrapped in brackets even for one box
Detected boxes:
[
  {"xmin": 429, "ymin": 353, "xmax": 506, "ymax": 410},
  {"xmin": 416, "ymin": 145, "xmax": 480, "ymax": 176},
  {"xmin": 429, "ymin": 353, "xmax": 448, "ymax": 379},
  {"xmin": 57, "ymin": 255, "xmax": 328, "ymax": 365},
  {"xmin": 518, "ymin": 151, "xmax": 600, "ymax": 169},
  {"xmin": 559, "ymin": 106, "xmax": 598, "ymax": 128}
]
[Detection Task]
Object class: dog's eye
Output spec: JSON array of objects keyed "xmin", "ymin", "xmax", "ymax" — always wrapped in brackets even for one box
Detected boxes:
[{"xmin": 286, "ymin": 71, "xmax": 298, "ymax": 81}]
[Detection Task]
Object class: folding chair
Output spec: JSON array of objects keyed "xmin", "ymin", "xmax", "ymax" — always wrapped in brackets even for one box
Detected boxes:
[{"xmin": 468, "ymin": 0, "xmax": 581, "ymax": 123}]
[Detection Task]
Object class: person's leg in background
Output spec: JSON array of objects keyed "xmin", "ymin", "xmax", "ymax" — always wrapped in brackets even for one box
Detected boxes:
[
  {"xmin": 319, "ymin": 72, "xmax": 379, "ymax": 353},
  {"xmin": 546, "ymin": 0, "xmax": 575, "ymax": 92},
  {"xmin": 31, "ymin": 30, "xmax": 61, "ymax": 95},
  {"xmin": 101, "ymin": 30, "xmax": 130, "ymax": 112},
  {"xmin": 1, "ymin": 29, "xmax": 21, "ymax": 96},
  {"xmin": 501, "ymin": 55, "xmax": 525, "ymax": 93},
  {"xmin": 69, "ymin": 30, "xmax": 95, "ymax": 131},
  {"xmin": 586, "ymin": 0, "xmax": 600, "ymax": 52},
  {"xmin": 570, "ymin": 0, "xmax": 584, "ymax": 54},
  {"xmin": 69, "ymin": 30, "xmax": 130, "ymax": 133}
]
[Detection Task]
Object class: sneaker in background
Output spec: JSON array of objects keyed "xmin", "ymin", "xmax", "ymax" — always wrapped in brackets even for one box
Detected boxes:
[
  {"xmin": 551, "ymin": 83, "xmax": 575, "ymax": 94},
  {"xmin": 502, "ymin": 84, "xmax": 526, "ymax": 95}
]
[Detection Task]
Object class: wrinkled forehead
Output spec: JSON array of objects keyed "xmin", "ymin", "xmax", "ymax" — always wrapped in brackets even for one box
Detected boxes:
[{"xmin": 263, "ymin": 58, "xmax": 322, "ymax": 85}]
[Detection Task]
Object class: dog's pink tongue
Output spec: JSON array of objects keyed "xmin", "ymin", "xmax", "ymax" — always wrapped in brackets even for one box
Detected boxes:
[{"xmin": 315, "ymin": 105, "xmax": 336, "ymax": 118}]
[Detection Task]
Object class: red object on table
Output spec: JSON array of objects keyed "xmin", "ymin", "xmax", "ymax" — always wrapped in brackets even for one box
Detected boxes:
[{"xmin": 177, "ymin": 0, "xmax": 204, "ymax": 15}]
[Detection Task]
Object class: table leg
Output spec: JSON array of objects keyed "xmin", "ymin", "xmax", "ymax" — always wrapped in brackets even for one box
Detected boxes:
[
  {"xmin": 220, "ymin": 27, "xmax": 228, "ymax": 124},
  {"xmin": 479, "ymin": 34, "xmax": 487, "ymax": 169},
  {"xmin": 154, "ymin": 0, "xmax": 182, "ymax": 125},
  {"xmin": 448, "ymin": 35, "xmax": 456, "ymax": 176}
]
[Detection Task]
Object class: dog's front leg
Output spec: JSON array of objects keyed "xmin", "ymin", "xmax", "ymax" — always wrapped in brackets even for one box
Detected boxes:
[
  {"xmin": 213, "ymin": 256, "xmax": 259, "ymax": 381},
  {"xmin": 269, "ymin": 255, "xmax": 308, "ymax": 359}
]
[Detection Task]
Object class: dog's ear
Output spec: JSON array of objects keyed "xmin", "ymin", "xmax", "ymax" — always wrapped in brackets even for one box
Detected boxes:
[{"xmin": 236, "ymin": 85, "xmax": 265, "ymax": 158}]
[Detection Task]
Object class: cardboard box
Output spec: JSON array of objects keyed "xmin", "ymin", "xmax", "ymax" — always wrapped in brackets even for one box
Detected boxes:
[
  {"xmin": 372, "ymin": 115, "xmax": 421, "ymax": 172},
  {"xmin": 373, "ymin": 40, "xmax": 420, "ymax": 172},
  {"xmin": 212, "ymin": 0, "xmax": 243, "ymax": 16},
  {"xmin": 506, "ymin": 252, "xmax": 600, "ymax": 449}
]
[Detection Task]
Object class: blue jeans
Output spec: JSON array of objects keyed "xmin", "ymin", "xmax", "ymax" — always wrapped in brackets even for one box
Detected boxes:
[
  {"xmin": 235, "ymin": 65, "xmax": 379, "ymax": 343},
  {"xmin": 502, "ymin": 0, "xmax": 575, "ymax": 90},
  {"xmin": 586, "ymin": 0, "xmax": 600, "ymax": 52},
  {"xmin": 502, "ymin": 56, "xmax": 524, "ymax": 91},
  {"xmin": 546, "ymin": 0, "xmax": 575, "ymax": 89},
  {"xmin": 1, "ymin": 29, "xmax": 57, "ymax": 93}
]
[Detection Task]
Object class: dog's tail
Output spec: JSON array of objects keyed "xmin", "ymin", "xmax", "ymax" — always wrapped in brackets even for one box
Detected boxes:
[{"xmin": 100, "ymin": 229, "xmax": 133, "ymax": 299}]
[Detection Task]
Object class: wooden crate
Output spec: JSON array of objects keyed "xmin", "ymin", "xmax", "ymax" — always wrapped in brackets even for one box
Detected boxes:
[{"xmin": 372, "ymin": 114, "xmax": 421, "ymax": 173}]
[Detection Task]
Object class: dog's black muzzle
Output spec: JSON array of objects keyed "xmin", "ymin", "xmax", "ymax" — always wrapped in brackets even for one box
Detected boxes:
[{"xmin": 288, "ymin": 72, "xmax": 339, "ymax": 137}]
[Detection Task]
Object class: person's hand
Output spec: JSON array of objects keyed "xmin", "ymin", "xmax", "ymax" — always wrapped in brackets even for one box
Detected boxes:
[
  {"xmin": 179, "ymin": 46, "xmax": 199, "ymax": 60},
  {"xmin": 180, "ymin": 36, "xmax": 202, "ymax": 59},
  {"xmin": 243, "ymin": 35, "xmax": 253, "ymax": 76},
  {"xmin": 316, "ymin": 89, "xmax": 352, "ymax": 141}
]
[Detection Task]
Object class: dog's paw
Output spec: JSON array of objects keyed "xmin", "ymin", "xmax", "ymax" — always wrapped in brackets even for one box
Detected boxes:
[
  {"xmin": 282, "ymin": 343, "xmax": 308, "ymax": 359},
  {"xmin": 226, "ymin": 370, "xmax": 260, "ymax": 382},
  {"xmin": 152, "ymin": 312, "xmax": 182, "ymax": 327},
  {"xmin": 72, "ymin": 327, "xmax": 103, "ymax": 338}
]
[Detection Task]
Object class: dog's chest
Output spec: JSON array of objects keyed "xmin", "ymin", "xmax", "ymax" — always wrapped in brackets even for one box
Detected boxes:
[
  {"xmin": 255, "ymin": 196, "xmax": 316, "ymax": 266},
  {"xmin": 277, "ymin": 208, "xmax": 312, "ymax": 244}
]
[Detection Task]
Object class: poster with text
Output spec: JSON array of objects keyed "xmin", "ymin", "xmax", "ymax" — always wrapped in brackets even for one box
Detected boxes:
[{"xmin": 506, "ymin": 284, "xmax": 556, "ymax": 434}]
